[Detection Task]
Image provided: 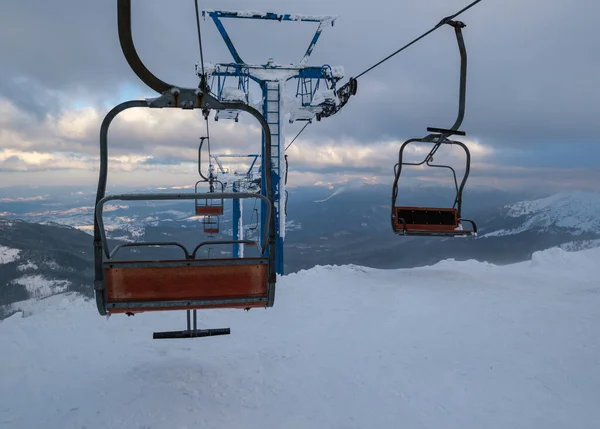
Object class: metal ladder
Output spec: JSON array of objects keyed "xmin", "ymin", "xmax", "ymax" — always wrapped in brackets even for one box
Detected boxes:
[{"xmin": 264, "ymin": 81, "xmax": 284, "ymax": 273}]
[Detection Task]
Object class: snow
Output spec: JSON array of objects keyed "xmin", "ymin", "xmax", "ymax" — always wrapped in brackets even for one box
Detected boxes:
[
  {"xmin": 2, "ymin": 246, "xmax": 600, "ymax": 428},
  {"xmin": 16, "ymin": 261, "xmax": 38, "ymax": 272},
  {"xmin": 314, "ymin": 187, "xmax": 345, "ymax": 202},
  {"xmin": 10, "ymin": 274, "xmax": 71, "ymax": 299},
  {"xmin": 0, "ymin": 218, "xmax": 14, "ymax": 227},
  {"xmin": 483, "ymin": 191, "xmax": 600, "ymax": 237},
  {"xmin": 310, "ymin": 88, "xmax": 336, "ymax": 106},
  {"xmin": 285, "ymin": 219, "xmax": 302, "ymax": 231},
  {"xmin": 286, "ymin": 13, "xmax": 337, "ymax": 23},
  {"xmin": 329, "ymin": 65, "xmax": 345, "ymax": 78},
  {"xmin": 0, "ymin": 195, "xmax": 45, "ymax": 202},
  {"xmin": 44, "ymin": 260, "xmax": 63, "ymax": 271},
  {"xmin": 220, "ymin": 87, "xmax": 246, "ymax": 102},
  {"xmin": 203, "ymin": 10, "xmax": 337, "ymax": 23},
  {"xmin": 560, "ymin": 238, "xmax": 600, "ymax": 252},
  {"xmin": 246, "ymin": 66, "xmax": 299, "ymax": 82},
  {"xmin": 0, "ymin": 245, "xmax": 20, "ymax": 264}
]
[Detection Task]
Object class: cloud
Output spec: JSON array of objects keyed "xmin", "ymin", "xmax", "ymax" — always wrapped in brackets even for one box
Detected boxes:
[
  {"xmin": 0, "ymin": 90, "xmax": 596, "ymax": 194},
  {"xmin": 0, "ymin": 195, "xmax": 46, "ymax": 203},
  {"xmin": 0, "ymin": 0, "xmax": 599, "ymax": 192}
]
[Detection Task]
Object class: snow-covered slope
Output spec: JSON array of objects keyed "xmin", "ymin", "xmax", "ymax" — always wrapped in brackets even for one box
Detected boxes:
[
  {"xmin": 0, "ymin": 219, "xmax": 93, "ymax": 310},
  {"xmin": 484, "ymin": 191, "xmax": 600, "ymax": 237},
  {"xmin": 2, "ymin": 246, "xmax": 600, "ymax": 429},
  {"xmin": 0, "ymin": 244, "xmax": 20, "ymax": 264}
]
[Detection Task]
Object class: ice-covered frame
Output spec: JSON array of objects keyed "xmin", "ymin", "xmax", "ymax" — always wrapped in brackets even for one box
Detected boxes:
[{"xmin": 202, "ymin": 10, "xmax": 338, "ymax": 66}]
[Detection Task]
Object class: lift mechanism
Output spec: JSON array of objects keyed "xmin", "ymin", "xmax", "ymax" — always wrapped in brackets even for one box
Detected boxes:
[
  {"xmin": 391, "ymin": 20, "xmax": 477, "ymax": 237},
  {"xmin": 93, "ymin": 0, "xmax": 277, "ymax": 339}
]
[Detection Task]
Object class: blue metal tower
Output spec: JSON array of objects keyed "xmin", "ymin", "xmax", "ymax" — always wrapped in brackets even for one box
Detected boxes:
[{"xmin": 200, "ymin": 9, "xmax": 344, "ymax": 275}]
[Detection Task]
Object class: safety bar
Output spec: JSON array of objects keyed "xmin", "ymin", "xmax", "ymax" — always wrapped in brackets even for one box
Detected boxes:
[
  {"xmin": 96, "ymin": 192, "xmax": 271, "ymax": 259},
  {"xmin": 109, "ymin": 240, "xmax": 260, "ymax": 261},
  {"xmin": 110, "ymin": 242, "xmax": 191, "ymax": 259},
  {"xmin": 191, "ymin": 240, "xmax": 259, "ymax": 258},
  {"xmin": 394, "ymin": 136, "xmax": 471, "ymax": 211},
  {"xmin": 391, "ymin": 136, "xmax": 472, "ymax": 229}
]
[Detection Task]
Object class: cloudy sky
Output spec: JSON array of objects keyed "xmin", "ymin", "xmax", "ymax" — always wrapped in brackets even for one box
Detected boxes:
[{"xmin": 1, "ymin": 0, "xmax": 599, "ymax": 193}]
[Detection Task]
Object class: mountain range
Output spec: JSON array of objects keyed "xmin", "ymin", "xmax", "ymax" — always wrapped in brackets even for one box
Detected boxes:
[{"xmin": 1, "ymin": 184, "xmax": 599, "ymax": 317}]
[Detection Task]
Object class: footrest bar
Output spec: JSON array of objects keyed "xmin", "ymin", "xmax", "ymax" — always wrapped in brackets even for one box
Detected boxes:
[{"xmin": 153, "ymin": 327, "xmax": 231, "ymax": 339}]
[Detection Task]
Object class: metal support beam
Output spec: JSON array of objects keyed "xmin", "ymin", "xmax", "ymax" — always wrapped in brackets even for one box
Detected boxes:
[{"xmin": 233, "ymin": 181, "xmax": 243, "ymax": 258}]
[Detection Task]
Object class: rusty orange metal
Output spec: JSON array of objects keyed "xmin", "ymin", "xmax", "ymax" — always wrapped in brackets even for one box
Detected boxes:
[
  {"xmin": 195, "ymin": 205, "xmax": 224, "ymax": 216},
  {"xmin": 104, "ymin": 259, "xmax": 268, "ymax": 314}
]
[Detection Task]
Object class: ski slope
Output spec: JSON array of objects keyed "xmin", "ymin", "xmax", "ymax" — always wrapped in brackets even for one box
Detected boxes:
[{"xmin": 2, "ymin": 247, "xmax": 600, "ymax": 429}]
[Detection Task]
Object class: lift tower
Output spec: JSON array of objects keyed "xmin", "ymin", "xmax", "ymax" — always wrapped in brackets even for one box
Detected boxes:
[{"xmin": 200, "ymin": 10, "xmax": 344, "ymax": 275}]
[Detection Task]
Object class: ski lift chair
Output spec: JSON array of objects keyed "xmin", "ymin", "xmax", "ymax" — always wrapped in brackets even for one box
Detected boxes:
[
  {"xmin": 390, "ymin": 19, "xmax": 477, "ymax": 237},
  {"xmin": 391, "ymin": 133, "xmax": 477, "ymax": 237},
  {"xmin": 95, "ymin": 192, "xmax": 274, "ymax": 316},
  {"xmin": 194, "ymin": 180, "xmax": 224, "ymax": 216},
  {"xmin": 92, "ymin": 0, "xmax": 279, "ymax": 339},
  {"xmin": 244, "ymin": 208, "xmax": 259, "ymax": 247},
  {"xmin": 203, "ymin": 215, "xmax": 219, "ymax": 235}
]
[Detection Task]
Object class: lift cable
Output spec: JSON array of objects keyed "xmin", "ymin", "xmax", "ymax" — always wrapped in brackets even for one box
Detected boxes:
[
  {"xmin": 285, "ymin": 120, "xmax": 311, "ymax": 151},
  {"xmin": 283, "ymin": 0, "xmax": 484, "ymax": 152},
  {"xmin": 194, "ymin": 0, "xmax": 215, "ymax": 186},
  {"xmin": 354, "ymin": 0, "xmax": 484, "ymax": 80},
  {"xmin": 194, "ymin": 0, "xmax": 206, "ymax": 80}
]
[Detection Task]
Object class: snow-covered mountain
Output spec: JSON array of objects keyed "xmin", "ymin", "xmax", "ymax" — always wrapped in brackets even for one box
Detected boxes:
[
  {"xmin": 0, "ymin": 197, "xmax": 263, "ymax": 243},
  {"xmin": 3, "ymin": 187, "xmax": 600, "ymax": 314},
  {"xmin": 2, "ymin": 246, "xmax": 599, "ymax": 428},
  {"xmin": 5, "ymin": 203, "xmax": 199, "ymax": 242},
  {"xmin": 483, "ymin": 191, "xmax": 600, "ymax": 238},
  {"xmin": 0, "ymin": 219, "xmax": 94, "ymax": 316}
]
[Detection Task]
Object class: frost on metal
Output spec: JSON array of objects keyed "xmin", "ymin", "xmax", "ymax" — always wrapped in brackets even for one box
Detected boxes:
[
  {"xmin": 203, "ymin": 9, "xmax": 338, "ymax": 24},
  {"xmin": 221, "ymin": 87, "xmax": 247, "ymax": 102},
  {"xmin": 328, "ymin": 66, "xmax": 345, "ymax": 79}
]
